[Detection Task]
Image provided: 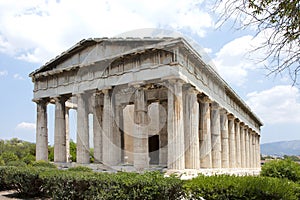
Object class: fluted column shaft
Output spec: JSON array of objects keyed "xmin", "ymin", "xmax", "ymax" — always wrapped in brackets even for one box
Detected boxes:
[
  {"xmin": 184, "ymin": 87, "xmax": 200, "ymax": 169},
  {"xmin": 240, "ymin": 124, "xmax": 246, "ymax": 168},
  {"xmin": 220, "ymin": 109, "xmax": 229, "ymax": 168},
  {"xmin": 167, "ymin": 80, "xmax": 185, "ymax": 170},
  {"xmin": 245, "ymin": 127, "xmax": 250, "ymax": 168},
  {"xmin": 235, "ymin": 121, "xmax": 241, "ymax": 168},
  {"xmin": 114, "ymin": 105, "xmax": 123, "ymax": 164},
  {"xmin": 36, "ymin": 99, "xmax": 48, "ymax": 161},
  {"xmin": 77, "ymin": 93, "xmax": 90, "ymax": 164},
  {"xmin": 228, "ymin": 116, "xmax": 236, "ymax": 168},
  {"xmin": 134, "ymin": 86, "xmax": 149, "ymax": 170},
  {"xmin": 93, "ymin": 93, "xmax": 103, "ymax": 163},
  {"xmin": 199, "ymin": 97, "xmax": 212, "ymax": 168},
  {"xmin": 102, "ymin": 89, "xmax": 115, "ymax": 166},
  {"xmin": 54, "ymin": 96, "xmax": 67, "ymax": 162},
  {"xmin": 250, "ymin": 131, "xmax": 255, "ymax": 168},
  {"xmin": 159, "ymin": 101, "xmax": 168, "ymax": 166},
  {"xmin": 65, "ymin": 108, "xmax": 70, "ymax": 162},
  {"xmin": 256, "ymin": 134, "xmax": 261, "ymax": 168},
  {"xmin": 211, "ymin": 102, "xmax": 221, "ymax": 168}
]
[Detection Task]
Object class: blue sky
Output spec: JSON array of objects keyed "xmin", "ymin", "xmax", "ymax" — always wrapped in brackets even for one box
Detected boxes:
[{"xmin": 0, "ymin": 0, "xmax": 299, "ymax": 144}]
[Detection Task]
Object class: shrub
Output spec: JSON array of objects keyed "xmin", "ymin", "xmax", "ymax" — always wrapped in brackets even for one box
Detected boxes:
[
  {"xmin": 0, "ymin": 151, "xmax": 18, "ymax": 164},
  {"xmin": 31, "ymin": 160, "xmax": 57, "ymax": 168},
  {"xmin": 68, "ymin": 166, "xmax": 93, "ymax": 172},
  {"xmin": 6, "ymin": 160, "xmax": 27, "ymax": 167},
  {"xmin": 183, "ymin": 175, "xmax": 300, "ymax": 200},
  {"xmin": 0, "ymin": 166, "xmax": 14, "ymax": 190},
  {"xmin": 22, "ymin": 154, "xmax": 35, "ymax": 165},
  {"xmin": 40, "ymin": 170, "xmax": 184, "ymax": 200},
  {"xmin": 261, "ymin": 158, "xmax": 300, "ymax": 182}
]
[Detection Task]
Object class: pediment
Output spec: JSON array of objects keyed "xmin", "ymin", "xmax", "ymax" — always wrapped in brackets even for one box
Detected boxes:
[{"xmin": 30, "ymin": 38, "xmax": 170, "ymax": 77}]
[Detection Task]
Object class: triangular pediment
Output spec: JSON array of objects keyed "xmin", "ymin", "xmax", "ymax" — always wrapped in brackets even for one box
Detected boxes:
[{"xmin": 30, "ymin": 38, "xmax": 174, "ymax": 76}]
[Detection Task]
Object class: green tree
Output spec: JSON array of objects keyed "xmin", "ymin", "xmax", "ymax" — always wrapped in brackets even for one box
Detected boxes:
[
  {"xmin": 215, "ymin": 0, "xmax": 300, "ymax": 84},
  {"xmin": 261, "ymin": 158, "xmax": 300, "ymax": 182},
  {"xmin": 69, "ymin": 140, "xmax": 77, "ymax": 162}
]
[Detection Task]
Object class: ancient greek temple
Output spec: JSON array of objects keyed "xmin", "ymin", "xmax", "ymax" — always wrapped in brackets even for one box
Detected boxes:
[{"xmin": 30, "ymin": 37, "xmax": 262, "ymax": 172}]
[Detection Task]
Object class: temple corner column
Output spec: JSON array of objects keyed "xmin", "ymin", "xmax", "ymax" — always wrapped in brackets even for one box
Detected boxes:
[{"xmin": 167, "ymin": 79, "xmax": 185, "ymax": 170}]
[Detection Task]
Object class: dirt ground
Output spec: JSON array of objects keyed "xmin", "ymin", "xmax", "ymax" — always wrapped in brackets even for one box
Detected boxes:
[{"xmin": 0, "ymin": 191, "xmax": 49, "ymax": 200}]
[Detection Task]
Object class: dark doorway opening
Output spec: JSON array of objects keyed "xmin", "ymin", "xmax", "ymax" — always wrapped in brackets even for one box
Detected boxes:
[{"xmin": 148, "ymin": 135, "xmax": 159, "ymax": 165}]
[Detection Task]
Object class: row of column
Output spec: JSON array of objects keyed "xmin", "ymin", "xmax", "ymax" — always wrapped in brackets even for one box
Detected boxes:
[
  {"xmin": 167, "ymin": 80, "xmax": 261, "ymax": 170},
  {"xmin": 35, "ymin": 79, "xmax": 261, "ymax": 170}
]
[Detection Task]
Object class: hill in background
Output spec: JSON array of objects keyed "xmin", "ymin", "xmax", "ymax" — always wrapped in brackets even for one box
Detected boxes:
[{"xmin": 261, "ymin": 140, "xmax": 300, "ymax": 156}]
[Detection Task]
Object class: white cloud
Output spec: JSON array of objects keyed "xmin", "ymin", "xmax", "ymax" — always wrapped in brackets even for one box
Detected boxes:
[
  {"xmin": 246, "ymin": 85, "xmax": 300, "ymax": 124},
  {"xmin": 0, "ymin": 0, "xmax": 213, "ymax": 64},
  {"xmin": 13, "ymin": 73, "xmax": 24, "ymax": 80},
  {"xmin": 213, "ymin": 35, "xmax": 267, "ymax": 86},
  {"xmin": 16, "ymin": 122, "xmax": 36, "ymax": 130},
  {"xmin": 0, "ymin": 70, "xmax": 8, "ymax": 76}
]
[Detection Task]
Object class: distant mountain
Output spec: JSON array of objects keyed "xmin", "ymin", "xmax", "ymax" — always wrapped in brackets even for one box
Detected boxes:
[{"xmin": 261, "ymin": 140, "xmax": 300, "ymax": 156}]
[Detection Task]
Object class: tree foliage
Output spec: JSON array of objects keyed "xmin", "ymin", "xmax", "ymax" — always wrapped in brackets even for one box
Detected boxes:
[
  {"xmin": 215, "ymin": 0, "xmax": 300, "ymax": 84},
  {"xmin": 0, "ymin": 138, "xmax": 36, "ymax": 165}
]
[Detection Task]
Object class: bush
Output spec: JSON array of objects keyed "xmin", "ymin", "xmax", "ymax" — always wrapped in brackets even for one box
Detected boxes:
[
  {"xmin": 183, "ymin": 175, "xmax": 300, "ymax": 200},
  {"xmin": 6, "ymin": 160, "xmax": 27, "ymax": 167},
  {"xmin": 0, "ymin": 152, "xmax": 18, "ymax": 164},
  {"xmin": 0, "ymin": 166, "xmax": 46, "ymax": 197},
  {"xmin": 68, "ymin": 166, "xmax": 93, "ymax": 172},
  {"xmin": 0, "ymin": 166, "xmax": 14, "ymax": 190},
  {"xmin": 31, "ymin": 160, "xmax": 57, "ymax": 168},
  {"xmin": 22, "ymin": 154, "xmax": 35, "ymax": 165},
  {"xmin": 261, "ymin": 158, "xmax": 300, "ymax": 182},
  {"xmin": 41, "ymin": 171, "xmax": 184, "ymax": 200}
]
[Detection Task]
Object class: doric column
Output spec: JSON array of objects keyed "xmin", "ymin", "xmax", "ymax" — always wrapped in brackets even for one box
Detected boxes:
[
  {"xmin": 250, "ymin": 130, "xmax": 256, "ymax": 168},
  {"xmin": 199, "ymin": 96, "xmax": 212, "ymax": 168},
  {"xmin": 211, "ymin": 102, "xmax": 221, "ymax": 168},
  {"xmin": 159, "ymin": 101, "xmax": 168, "ymax": 166},
  {"xmin": 167, "ymin": 80, "xmax": 185, "ymax": 170},
  {"xmin": 235, "ymin": 120, "xmax": 241, "ymax": 168},
  {"xmin": 113, "ymin": 104, "xmax": 123, "ymax": 164},
  {"xmin": 256, "ymin": 134, "xmax": 261, "ymax": 168},
  {"xmin": 240, "ymin": 123, "xmax": 246, "ymax": 168},
  {"xmin": 184, "ymin": 86, "xmax": 200, "ymax": 169},
  {"xmin": 220, "ymin": 109, "xmax": 229, "ymax": 168},
  {"xmin": 93, "ymin": 92, "xmax": 103, "ymax": 163},
  {"xmin": 54, "ymin": 96, "xmax": 67, "ymax": 163},
  {"xmin": 36, "ymin": 99, "xmax": 48, "ymax": 161},
  {"xmin": 252, "ymin": 131, "xmax": 257, "ymax": 168},
  {"xmin": 76, "ymin": 93, "xmax": 90, "ymax": 164},
  {"xmin": 245, "ymin": 127, "xmax": 250, "ymax": 168},
  {"xmin": 102, "ymin": 89, "xmax": 115, "ymax": 166},
  {"xmin": 65, "ymin": 107, "xmax": 70, "ymax": 162},
  {"xmin": 228, "ymin": 114, "xmax": 236, "ymax": 168},
  {"xmin": 133, "ymin": 85, "xmax": 149, "ymax": 170}
]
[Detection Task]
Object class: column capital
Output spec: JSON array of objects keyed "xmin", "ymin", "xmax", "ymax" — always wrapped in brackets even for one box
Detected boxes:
[
  {"xmin": 227, "ymin": 113, "xmax": 235, "ymax": 120},
  {"xmin": 199, "ymin": 95, "xmax": 211, "ymax": 103},
  {"xmin": 219, "ymin": 108, "xmax": 228, "ymax": 115},
  {"xmin": 53, "ymin": 95, "xmax": 69, "ymax": 103},
  {"xmin": 33, "ymin": 97, "xmax": 49, "ymax": 104},
  {"xmin": 239, "ymin": 122, "xmax": 245, "ymax": 127},
  {"xmin": 210, "ymin": 101, "xmax": 219, "ymax": 110}
]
